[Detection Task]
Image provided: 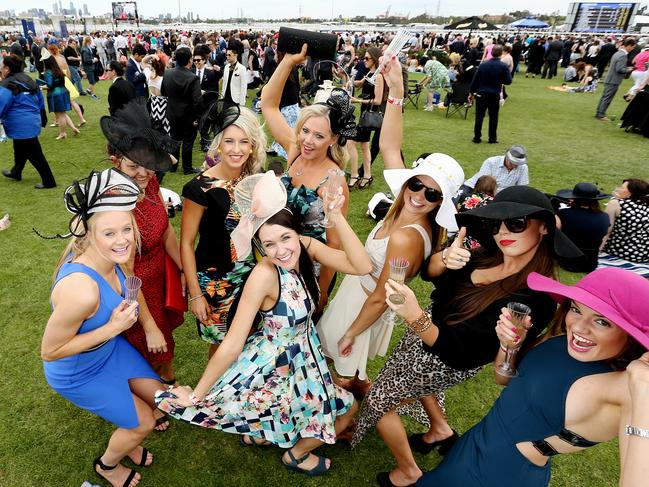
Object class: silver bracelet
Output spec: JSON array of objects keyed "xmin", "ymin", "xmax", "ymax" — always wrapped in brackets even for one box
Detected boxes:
[
  {"xmin": 625, "ymin": 425, "xmax": 649, "ymax": 438},
  {"xmin": 189, "ymin": 293, "xmax": 205, "ymax": 302}
]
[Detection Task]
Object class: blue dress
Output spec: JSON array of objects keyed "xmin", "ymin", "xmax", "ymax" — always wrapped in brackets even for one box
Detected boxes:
[
  {"xmin": 418, "ymin": 336, "xmax": 611, "ymax": 487},
  {"xmin": 155, "ymin": 265, "xmax": 354, "ymax": 448},
  {"xmin": 43, "ymin": 263, "xmax": 159, "ymax": 429},
  {"xmin": 44, "ymin": 70, "xmax": 71, "ymax": 113}
]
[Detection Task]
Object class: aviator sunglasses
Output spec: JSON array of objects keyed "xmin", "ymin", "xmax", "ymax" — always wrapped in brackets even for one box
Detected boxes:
[
  {"xmin": 406, "ymin": 178, "xmax": 443, "ymax": 203},
  {"xmin": 486, "ymin": 216, "xmax": 530, "ymax": 235}
]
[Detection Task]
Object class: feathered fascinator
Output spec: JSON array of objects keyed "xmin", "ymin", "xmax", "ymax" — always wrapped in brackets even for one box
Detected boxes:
[
  {"xmin": 100, "ymin": 99, "xmax": 179, "ymax": 172},
  {"xmin": 198, "ymin": 96, "xmax": 241, "ymax": 150},
  {"xmin": 34, "ymin": 168, "xmax": 141, "ymax": 239},
  {"xmin": 320, "ymin": 88, "xmax": 357, "ymax": 146}
]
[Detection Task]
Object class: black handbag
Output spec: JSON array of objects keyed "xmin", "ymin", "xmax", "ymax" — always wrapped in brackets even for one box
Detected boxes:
[{"xmin": 358, "ymin": 103, "xmax": 383, "ymax": 130}]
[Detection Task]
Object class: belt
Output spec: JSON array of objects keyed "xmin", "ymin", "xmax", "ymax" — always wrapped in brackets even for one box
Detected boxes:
[{"xmin": 81, "ymin": 340, "xmax": 109, "ymax": 354}]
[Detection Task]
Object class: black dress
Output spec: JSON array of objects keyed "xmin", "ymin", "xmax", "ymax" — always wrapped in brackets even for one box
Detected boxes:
[
  {"xmin": 557, "ymin": 207, "xmax": 610, "ymax": 272},
  {"xmin": 621, "ymin": 88, "xmax": 649, "ymax": 138}
]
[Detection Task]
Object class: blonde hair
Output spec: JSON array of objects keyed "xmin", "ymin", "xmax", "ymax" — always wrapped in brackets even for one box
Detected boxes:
[
  {"xmin": 207, "ymin": 107, "xmax": 266, "ymax": 177},
  {"xmin": 83, "ymin": 36, "xmax": 92, "ymax": 46},
  {"xmin": 52, "ymin": 213, "xmax": 141, "ymax": 281},
  {"xmin": 294, "ymin": 105, "xmax": 348, "ymax": 170}
]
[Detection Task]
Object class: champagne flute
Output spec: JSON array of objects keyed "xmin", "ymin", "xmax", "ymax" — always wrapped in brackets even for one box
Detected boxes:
[
  {"xmin": 123, "ymin": 276, "xmax": 142, "ymax": 304},
  {"xmin": 495, "ymin": 302, "xmax": 532, "ymax": 378},
  {"xmin": 383, "ymin": 257, "xmax": 410, "ymax": 325},
  {"xmin": 320, "ymin": 168, "xmax": 343, "ymax": 228}
]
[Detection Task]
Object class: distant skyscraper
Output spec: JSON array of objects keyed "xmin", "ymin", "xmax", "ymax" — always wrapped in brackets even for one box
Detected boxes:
[{"xmin": 83, "ymin": 3, "xmax": 88, "ymax": 15}]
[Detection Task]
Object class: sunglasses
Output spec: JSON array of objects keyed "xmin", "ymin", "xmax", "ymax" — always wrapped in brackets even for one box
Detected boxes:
[
  {"xmin": 485, "ymin": 216, "xmax": 529, "ymax": 235},
  {"xmin": 406, "ymin": 178, "xmax": 443, "ymax": 203},
  {"xmin": 193, "ymin": 58, "xmax": 204, "ymax": 62},
  {"xmin": 364, "ymin": 56, "xmax": 371, "ymax": 60}
]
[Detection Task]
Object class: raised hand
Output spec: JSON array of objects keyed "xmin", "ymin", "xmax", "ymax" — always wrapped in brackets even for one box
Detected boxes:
[
  {"xmin": 495, "ymin": 306, "xmax": 532, "ymax": 349},
  {"xmin": 283, "ymin": 43, "xmax": 308, "ymax": 66},
  {"xmin": 108, "ymin": 301, "xmax": 139, "ymax": 333},
  {"xmin": 384, "ymin": 279, "xmax": 422, "ymax": 323},
  {"xmin": 444, "ymin": 227, "xmax": 472, "ymax": 270}
]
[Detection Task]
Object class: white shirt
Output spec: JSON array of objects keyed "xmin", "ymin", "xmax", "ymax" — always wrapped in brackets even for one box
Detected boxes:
[{"xmin": 115, "ymin": 35, "xmax": 127, "ymax": 49}]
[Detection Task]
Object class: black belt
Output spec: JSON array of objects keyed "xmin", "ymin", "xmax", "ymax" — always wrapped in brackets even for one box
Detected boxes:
[
  {"xmin": 532, "ymin": 428, "xmax": 599, "ymax": 456},
  {"xmin": 81, "ymin": 340, "xmax": 109, "ymax": 354}
]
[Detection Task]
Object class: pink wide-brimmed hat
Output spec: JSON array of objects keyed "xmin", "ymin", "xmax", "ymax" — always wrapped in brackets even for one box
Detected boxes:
[{"xmin": 527, "ymin": 268, "xmax": 649, "ymax": 350}]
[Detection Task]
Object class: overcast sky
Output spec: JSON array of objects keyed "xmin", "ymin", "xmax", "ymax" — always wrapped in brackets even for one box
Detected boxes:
[{"xmin": 9, "ymin": 0, "xmax": 574, "ymax": 19}]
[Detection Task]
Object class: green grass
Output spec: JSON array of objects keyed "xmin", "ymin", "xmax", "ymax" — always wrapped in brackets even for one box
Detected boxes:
[{"xmin": 0, "ymin": 71, "xmax": 645, "ymax": 487}]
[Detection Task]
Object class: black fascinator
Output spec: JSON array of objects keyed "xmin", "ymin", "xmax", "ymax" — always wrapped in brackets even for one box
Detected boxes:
[
  {"xmin": 321, "ymin": 88, "xmax": 357, "ymax": 146},
  {"xmin": 198, "ymin": 96, "xmax": 241, "ymax": 150},
  {"xmin": 99, "ymin": 99, "xmax": 179, "ymax": 173}
]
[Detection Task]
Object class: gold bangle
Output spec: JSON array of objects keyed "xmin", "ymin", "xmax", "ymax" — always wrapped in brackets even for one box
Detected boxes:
[{"xmin": 406, "ymin": 310, "xmax": 432, "ymax": 333}]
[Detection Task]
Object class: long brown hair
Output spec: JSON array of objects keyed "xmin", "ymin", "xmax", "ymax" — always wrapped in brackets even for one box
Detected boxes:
[
  {"xmin": 541, "ymin": 300, "xmax": 646, "ymax": 370},
  {"xmin": 446, "ymin": 235, "xmax": 555, "ymax": 325}
]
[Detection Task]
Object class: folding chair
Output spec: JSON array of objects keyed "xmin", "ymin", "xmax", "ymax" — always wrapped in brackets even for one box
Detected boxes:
[
  {"xmin": 445, "ymin": 81, "xmax": 472, "ymax": 119},
  {"xmin": 404, "ymin": 79, "xmax": 423, "ymax": 109}
]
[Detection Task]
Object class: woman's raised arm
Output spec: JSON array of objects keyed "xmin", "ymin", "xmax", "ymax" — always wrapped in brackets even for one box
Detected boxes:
[{"xmin": 378, "ymin": 56, "xmax": 405, "ymax": 170}]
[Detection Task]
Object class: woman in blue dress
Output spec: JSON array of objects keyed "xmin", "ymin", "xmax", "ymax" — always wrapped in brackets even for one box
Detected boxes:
[
  {"xmin": 41, "ymin": 48, "xmax": 79, "ymax": 140},
  {"xmin": 156, "ymin": 171, "xmax": 372, "ymax": 476},
  {"xmin": 262, "ymin": 44, "xmax": 357, "ymax": 312},
  {"xmin": 42, "ymin": 168, "xmax": 167, "ymax": 487},
  {"xmin": 386, "ymin": 267, "xmax": 649, "ymax": 487}
]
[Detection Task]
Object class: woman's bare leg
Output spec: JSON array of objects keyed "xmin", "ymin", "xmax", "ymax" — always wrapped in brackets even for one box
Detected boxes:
[
  {"xmin": 376, "ymin": 410, "xmax": 423, "ymax": 486},
  {"xmin": 420, "ymin": 394, "xmax": 454, "ymax": 443},
  {"xmin": 360, "ymin": 142, "xmax": 371, "ymax": 179},
  {"xmin": 71, "ymin": 100, "xmax": 86, "ymax": 124}
]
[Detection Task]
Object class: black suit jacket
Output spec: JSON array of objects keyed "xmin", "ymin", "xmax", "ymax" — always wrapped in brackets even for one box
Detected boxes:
[
  {"xmin": 161, "ymin": 65, "xmax": 202, "ymax": 125},
  {"xmin": 192, "ymin": 67, "xmax": 219, "ymax": 93},
  {"xmin": 125, "ymin": 58, "xmax": 148, "ymax": 98},
  {"xmin": 108, "ymin": 78, "xmax": 136, "ymax": 115}
]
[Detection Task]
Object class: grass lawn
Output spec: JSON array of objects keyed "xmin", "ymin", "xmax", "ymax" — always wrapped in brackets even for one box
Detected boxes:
[{"xmin": 0, "ymin": 70, "xmax": 645, "ymax": 487}]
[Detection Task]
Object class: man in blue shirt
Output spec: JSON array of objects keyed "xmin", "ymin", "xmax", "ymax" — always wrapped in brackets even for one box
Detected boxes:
[{"xmin": 469, "ymin": 45, "xmax": 512, "ymax": 144}]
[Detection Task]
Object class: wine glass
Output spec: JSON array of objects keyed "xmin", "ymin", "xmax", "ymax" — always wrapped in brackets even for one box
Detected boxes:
[
  {"xmin": 494, "ymin": 302, "xmax": 532, "ymax": 378},
  {"xmin": 383, "ymin": 257, "xmax": 410, "ymax": 325},
  {"xmin": 320, "ymin": 168, "xmax": 343, "ymax": 228}
]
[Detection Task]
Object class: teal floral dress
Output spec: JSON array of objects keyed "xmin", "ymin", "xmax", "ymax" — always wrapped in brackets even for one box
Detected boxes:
[{"xmin": 155, "ymin": 265, "xmax": 353, "ymax": 447}]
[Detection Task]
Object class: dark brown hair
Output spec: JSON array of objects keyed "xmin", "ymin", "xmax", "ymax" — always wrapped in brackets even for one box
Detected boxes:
[
  {"xmin": 474, "ymin": 175, "xmax": 497, "ymax": 196},
  {"xmin": 541, "ymin": 300, "xmax": 646, "ymax": 370},
  {"xmin": 3, "ymin": 54, "xmax": 24, "ymax": 74},
  {"xmin": 43, "ymin": 55, "xmax": 64, "ymax": 78},
  {"xmin": 624, "ymin": 178, "xmax": 649, "ymax": 205},
  {"xmin": 446, "ymin": 228, "xmax": 555, "ymax": 325}
]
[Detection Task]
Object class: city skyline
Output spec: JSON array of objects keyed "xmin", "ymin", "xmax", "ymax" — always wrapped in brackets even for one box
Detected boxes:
[{"xmin": 1, "ymin": 0, "xmax": 575, "ymax": 20}]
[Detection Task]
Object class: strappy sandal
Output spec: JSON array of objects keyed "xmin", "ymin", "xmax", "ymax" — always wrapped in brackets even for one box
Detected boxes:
[
  {"xmin": 160, "ymin": 377, "xmax": 177, "ymax": 386},
  {"xmin": 240, "ymin": 434, "xmax": 272, "ymax": 447},
  {"xmin": 154, "ymin": 414, "xmax": 170, "ymax": 432},
  {"xmin": 94, "ymin": 457, "xmax": 138, "ymax": 487},
  {"xmin": 376, "ymin": 471, "xmax": 415, "ymax": 487},
  {"xmin": 126, "ymin": 447, "xmax": 153, "ymax": 467},
  {"xmin": 348, "ymin": 175, "xmax": 360, "ymax": 189},
  {"xmin": 358, "ymin": 176, "xmax": 374, "ymax": 189},
  {"xmin": 282, "ymin": 450, "xmax": 330, "ymax": 477},
  {"xmin": 409, "ymin": 430, "xmax": 459, "ymax": 455}
]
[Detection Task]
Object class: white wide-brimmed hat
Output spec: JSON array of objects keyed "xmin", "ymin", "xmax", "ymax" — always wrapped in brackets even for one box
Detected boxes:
[
  {"xmin": 384, "ymin": 153, "xmax": 464, "ymax": 231},
  {"xmin": 230, "ymin": 171, "xmax": 288, "ymax": 260}
]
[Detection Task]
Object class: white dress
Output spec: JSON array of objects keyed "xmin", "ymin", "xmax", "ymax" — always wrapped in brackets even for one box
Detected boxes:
[{"xmin": 316, "ymin": 221, "xmax": 432, "ymax": 380}]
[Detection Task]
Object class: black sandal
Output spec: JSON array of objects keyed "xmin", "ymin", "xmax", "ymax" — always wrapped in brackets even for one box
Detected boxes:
[
  {"xmin": 376, "ymin": 471, "xmax": 415, "ymax": 487},
  {"xmin": 348, "ymin": 176, "xmax": 360, "ymax": 189},
  {"xmin": 94, "ymin": 457, "xmax": 138, "ymax": 487},
  {"xmin": 409, "ymin": 430, "xmax": 459, "ymax": 455},
  {"xmin": 358, "ymin": 176, "xmax": 374, "ymax": 189},
  {"xmin": 127, "ymin": 447, "xmax": 152, "ymax": 467},
  {"xmin": 160, "ymin": 377, "xmax": 176, "ymax": 386},
  {"xmin": 240, "ymin": 434, "xmax": 271, "ymax": 447},
  {"xmin": 154, "ymin": 414, "xmax": 170, "ymax": 432}
]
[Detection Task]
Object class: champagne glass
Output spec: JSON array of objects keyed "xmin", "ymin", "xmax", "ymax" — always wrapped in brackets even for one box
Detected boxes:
[
  {"xmin": 123, "ymin": 276, "xmax": 142, "ymax": 304},
  {"xmin": 495, "ymin": 302, "xmax": 532, "ymax": 378},
  {"xmin": 320, "ymin": 168, "xmax": 343, "ymax": 228},
  {"xmin": 383, "ymin": 257, "xmax": 410, "ymax": 325}
]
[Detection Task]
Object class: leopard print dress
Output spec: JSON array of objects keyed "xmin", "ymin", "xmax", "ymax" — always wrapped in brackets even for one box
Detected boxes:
[{"xmin": 351, "ymin": 304, "xmax": 482, "ymax": 448}]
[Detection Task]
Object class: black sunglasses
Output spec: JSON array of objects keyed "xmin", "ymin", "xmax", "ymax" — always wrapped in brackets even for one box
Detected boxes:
[
  {"xmin": 486, "ymin": 216, "xmax": 529, "ymax": 235},
  {"xmin": 193, "ymin": 58, "xmax": 204, "ymax": 62},
  {"xmin": 406, "ymin": 178, "xmax": 443, "ymax": 203}
]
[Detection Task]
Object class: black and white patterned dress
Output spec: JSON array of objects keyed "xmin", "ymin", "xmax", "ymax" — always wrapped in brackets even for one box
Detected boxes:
[{"xmin": 603, "ymin": 198, "xmax": 649, "ymax": 263}]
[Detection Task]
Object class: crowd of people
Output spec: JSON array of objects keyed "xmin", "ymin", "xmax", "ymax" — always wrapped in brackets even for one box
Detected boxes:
[{"xmin": 0, "ymin": 24, "xmax": 647, "ymax": 487}]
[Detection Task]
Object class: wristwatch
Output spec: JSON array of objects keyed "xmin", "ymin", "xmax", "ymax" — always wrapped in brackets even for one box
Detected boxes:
[{"xmin": 625, "ymin": 425, "xmax": 649, "ymax": 438}]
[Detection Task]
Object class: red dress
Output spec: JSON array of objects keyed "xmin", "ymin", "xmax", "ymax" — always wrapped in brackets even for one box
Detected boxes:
[{"xmin": 122, "ymin": 176, "xmax": 184, "ymax": 364}]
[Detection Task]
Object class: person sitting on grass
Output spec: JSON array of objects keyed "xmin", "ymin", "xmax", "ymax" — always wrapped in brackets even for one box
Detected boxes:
[
  {"xmin": 41, "ymin": 168, "xmax": 169, "ymax": 487},
  {"xmin": 405, "ymin": 268, "xmax": 649, "ymax": 487},
  {"xmin": 156, "ymin": 171, "xmax": 371, "ymax": 477}
]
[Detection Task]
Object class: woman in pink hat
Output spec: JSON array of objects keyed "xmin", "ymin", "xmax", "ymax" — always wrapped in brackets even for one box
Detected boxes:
[{"xmin": 391, "ymin": 267, "xmax": 649, "ymax": 487}]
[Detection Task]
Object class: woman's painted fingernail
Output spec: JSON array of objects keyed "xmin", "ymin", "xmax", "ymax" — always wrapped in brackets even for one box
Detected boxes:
[{"xmin": 511, "ymin": 327, "xmax": 517, "ymax": 333}]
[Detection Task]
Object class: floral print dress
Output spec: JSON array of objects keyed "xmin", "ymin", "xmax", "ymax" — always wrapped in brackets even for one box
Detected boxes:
[{"xmin": 155, "ymin": 265, "xmax": 353, "ymax": 448}]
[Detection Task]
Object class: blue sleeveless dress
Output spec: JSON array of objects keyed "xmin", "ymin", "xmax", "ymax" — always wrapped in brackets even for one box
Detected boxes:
[
  {"xmin": 418, "ymin": 336, "xmax": 611, "ymax": 487},
  {"xmin": 43, "ymin": 263, "xmax": 159, "ymax": 429}
]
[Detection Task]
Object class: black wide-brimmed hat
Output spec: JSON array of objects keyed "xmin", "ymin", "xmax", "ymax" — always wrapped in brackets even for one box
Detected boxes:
[
  {"xmin": 100, "ymin": 99, "xmax": 179, "ymax": 173},
  {"xmin": 555, "ymin": 182, "xmax": 611, "ymax": 201},
  {"xmin": 456, "ymin": 185, "xmax": 582, "ymax": 258}
]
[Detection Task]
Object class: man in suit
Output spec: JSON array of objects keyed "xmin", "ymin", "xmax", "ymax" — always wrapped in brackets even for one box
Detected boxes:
[
  {"xmin": 263, "ymin": 40, "xmax": 278, "ymax": 81},
  {"xmin": 541, "ymin": 36, "xmax": 563, "ymax": 79},
  {"xmin": 206, "ymin": 38, "xmax": 224, "ymax": 84},
  {"xmin": 193, "ymin": 46, "xmax": 219, "ymax": 93},
  {"xmin": 597, "ymin": 38, "xmax": 618, "ymax": 76},
  {"xmin": 30, "ymin": 36, "xmax": 45, "ymax": 76},
  {"xmin": 161, "ymin": 47, "xmax": 202, "ymax": 174},
  {"xmin": 106, "ymin": 61, "xmax": 135, "ymax": 115},
  {"xmin": 595, "ymin": 38, "xmax": 636, "ymax": 121},
  {"xmin": 469, "ymin": 45, "xmax": 512, "ymax": 144},
  {"xmin": 125, "ymin": 44, "xmax": 148, "ymax": 99},
  {"xmin": 221, "ymin": 48, "xmax": 248, "ymax": 106}
]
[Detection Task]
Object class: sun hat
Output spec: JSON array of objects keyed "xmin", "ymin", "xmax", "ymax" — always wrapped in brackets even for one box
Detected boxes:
[
  {"xmin": 528, "ymin": 268, "xmax": 649, "ymax": 350},
  {"xmin": 505, "ymin": 145, "xmax": 527, "ymax": 166},
  {"xmin": 230, "ymin": 171, "xmax": 288, "ymax": 260},
  {"xmin": 100, "ymin": 99, "xmax": 180, "ymax": 173},
  {"xmin": 456, "ymin": 185, "xmax": 582, "ymax": 258},
  {"xmin": 384, "ymin": 153, "xmax": 465, "ymax": 231},
  {"xmin": 555, "ymin": 182, "xmax": 611, "ymax": 201},
  {"xmin": 40, "ymin": 46, "xmax": 51, "ymax": 61}
]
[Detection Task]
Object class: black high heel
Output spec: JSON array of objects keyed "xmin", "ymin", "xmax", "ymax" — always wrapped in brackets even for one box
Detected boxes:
[
  {"xmin": 358, "ymin": 176, "xmax": 373, "ymax": 189},
  {"xmin": 408, "ymin": 430, "xmax": 459, "ymax": 455}
]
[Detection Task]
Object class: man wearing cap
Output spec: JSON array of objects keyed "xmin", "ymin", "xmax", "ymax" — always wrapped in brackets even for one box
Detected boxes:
[{"xmin": 461, "ymin": 145, "xmax": 529, "ymax": 199}]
